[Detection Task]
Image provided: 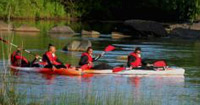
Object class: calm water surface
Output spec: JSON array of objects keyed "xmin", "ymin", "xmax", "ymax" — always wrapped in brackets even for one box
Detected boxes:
[{"xmin": 0, "ymin": 21, "xmax": 200, "ymax": 105}]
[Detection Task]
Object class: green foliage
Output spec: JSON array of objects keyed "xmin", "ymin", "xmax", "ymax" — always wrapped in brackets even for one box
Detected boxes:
[
  {"xmin": 159, "ymin": 0, "xmax": 200, "ymax": 21},
  {"xmin": 0, "ymin": 0, "xmax": 66, "ymax": 19}
]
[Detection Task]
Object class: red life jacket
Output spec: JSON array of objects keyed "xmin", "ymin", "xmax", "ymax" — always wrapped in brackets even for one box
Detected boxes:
[
  {"xmin": 81, "ymin": 52, "xmax": 93, "ymax": 62},
  {"xmin": 129, "ymin": 52, "xmax": 142, "ymax": 68},
  {"xmin": 42, "ymin": 51, "xmax": 61, "ymax": 65},
  {"xmin": 11, "ymin": 51, "xmax": 29, "ymax": 67},
  {"xmin": 80, "ymin": 52, "xmax": 93, "ymax": 70}
]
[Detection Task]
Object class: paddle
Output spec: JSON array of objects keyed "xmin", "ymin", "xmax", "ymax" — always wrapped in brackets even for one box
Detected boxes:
[
  {"xmin": 0, "ymin": 37, "xmax": 42, "ymax": 59},
  {"xmin": 153, "ymin": 60, "xmax": 167, "ymax": 67},
  {"xmin": 94, "ymin": 45, "xmax": 115, "ymax": 61},
  {"xmin": 113, "ymin": 67, "xmax": 126, "ymax": 73},
  {"xmin": 101, "ymin": 45, "xmax": 115, "ymax": 56},
  {"xmin": 112, "ymin": 60, "xmax": 167, "ymax": 73}
]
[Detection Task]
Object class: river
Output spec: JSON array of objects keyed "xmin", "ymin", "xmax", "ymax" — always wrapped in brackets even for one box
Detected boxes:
[{"xmin": 0, "ymin": 20, "xmax": 200, "ymax": 105}]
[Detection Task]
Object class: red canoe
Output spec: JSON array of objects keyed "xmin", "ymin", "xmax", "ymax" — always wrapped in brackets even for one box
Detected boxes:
[{"xmin": 10, "ymin": 66, "xmax": 83, "ymax": 76}]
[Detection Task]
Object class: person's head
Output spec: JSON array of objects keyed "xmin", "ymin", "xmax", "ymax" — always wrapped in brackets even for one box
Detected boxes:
[
  {"xmin": 48, "ymin": 44, "xmax": 56, "ymax": 53},
  {"xmin": 86, "ymin": 47, "xmax": 93, "ymax": 55},
  {"xmin": 134, "ymin": 47, "xmax": 141, "ymax": 54}
]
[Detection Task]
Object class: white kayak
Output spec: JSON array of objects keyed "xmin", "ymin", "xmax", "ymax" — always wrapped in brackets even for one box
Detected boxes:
[
  {"xmin": 10, "ymin": 65, "xmax": 185, "ymax": 76},
  {"xmin": 84, "ymin": 67, "xmax": 185, "ymax": 75},
  {"xmin": 116, "ymin": 67, "xmax": 185, "ymax": 75}
]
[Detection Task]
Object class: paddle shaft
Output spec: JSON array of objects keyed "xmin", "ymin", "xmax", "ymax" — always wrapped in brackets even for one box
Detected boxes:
[
  {"xmin": 0, "ymin": 37, "xmax": 42, "ymax": 58},
  {"xmin": 94, "ymin": 45, "xmax": 115, "ymax": 61}
]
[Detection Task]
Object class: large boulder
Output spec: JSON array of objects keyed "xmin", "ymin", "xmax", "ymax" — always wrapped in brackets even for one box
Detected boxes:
[
  {"xmin": 170, "ymin": 28, "xmax": 200, "ymax": 39},
  {"xmin": 0, "ymin": 21, "xmax": 13, "ymax": 31},
  {"xmin": 81, "ymin": 30, "xmax": 100, "ymax": 38},
  {"xmin": 49, "ymin": 26, "xmax": 75, "ymax": 34},
  {"xmin": 13, "ymin": 25, "xmax": 40, "ymax": 32},
  {"xmin": 63, "ymin": 40, "xmax": 92, "ymax": 51},
  {"xmin": 124, "ymin": 19, "xmax": 167, "ymax": 37}
]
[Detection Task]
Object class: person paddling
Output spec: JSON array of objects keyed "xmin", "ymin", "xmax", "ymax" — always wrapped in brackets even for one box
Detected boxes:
[
  {"xmin": 11, "ymin": 48, "xmax": 39, "ymax": 67},
  {"xmin": 127, "ymin": 47, "xmax": 142, "ymax": 69},
  {"xmin": 42, "ymin": 44, "xmax": 66, "ymax": 69},
  {"xmin": 11, "ymin": 48, "xmax": 30, "ymax": 67},
  {"xmin": 79, "ymin": 47, "xmax": 102, "ymax": 70}
]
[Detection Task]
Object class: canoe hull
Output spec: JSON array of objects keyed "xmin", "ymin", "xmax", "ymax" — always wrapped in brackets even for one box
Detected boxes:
[
  {"xmin": 116, "ymin": 67, "xmax": 185, "ymax": 75},
  {"xmin": 84, "ymin": 67, "xmax": 185, "ymax": 75},
  {"xmin": 10, "ymin": 66, "xmax": 83, "ymax": 76},
  {"xmin": 10, "ymin": 66, "xmax": 185, "ymax": 76}
]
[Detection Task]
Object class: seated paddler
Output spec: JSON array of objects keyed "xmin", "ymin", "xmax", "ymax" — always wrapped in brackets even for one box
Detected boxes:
[
  {"xmin": 79, "ymin": 47, "xmax": 102, "ymax": 70},
  {"xmin": 42, "ymin": 44, "xmax": 67, "ymax": 69},
  {"xmin": 127, "ymin": 47, "xmax": 143, "ymax": 69},
  {"xmin": 11, "ymin": 48, "xmax": 30, "ymax": 67}
]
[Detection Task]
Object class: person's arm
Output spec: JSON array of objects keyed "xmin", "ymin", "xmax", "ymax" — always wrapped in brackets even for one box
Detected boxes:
[
  {"xmin": 79, "ymin": 55, "xmax": 88, "ymax": 66},
  {"xmin": 43, "ymin": 54, "xmax": 53, "ymax": 66},
  {"xmin": 30, "ymin": 55, "xmax": 40, "ymax": 66},
  {"xmin": 127, "ymin": 55, "xmax": 136, "ymax": 67},
  {"xmin": 30, "ymin": 58, "xmax": 37, "ymax": 66},
  {"xmin": 93, "ymin": 54, "xmax": 102, "ymax": 62}
]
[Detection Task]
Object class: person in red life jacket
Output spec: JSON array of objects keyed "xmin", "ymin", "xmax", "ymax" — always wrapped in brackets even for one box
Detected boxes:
[
  {"xmin": 42, "ymin": 44, "xmax": 66, "ymax": 69},
  {"xmin": 79, "ymin": 47, "xmax": 101, "ymax": 70},
  {"xmin": 127, "ymin": 47, "xmax": 142, "ymax": 69},
  {"xmin": 11, "ymin": 48, "xmax": 29, "ymax": 67}
]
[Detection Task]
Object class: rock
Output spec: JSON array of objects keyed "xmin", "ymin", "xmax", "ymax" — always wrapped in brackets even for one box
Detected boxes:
[
  {"xmin": 14, "ymin": 25, "xmax": 40, "ymax": 32},
  {"xmin": 81, "ymin": 30, "xmax": 100, "ymax": 35},
  {"xmin": 111, "ymin": 32, "xmax": 131, "ymax": 39},
  {"xmin": 167, "ymin": 22, "xmax": 200, "ymax": 31},
  {"xmin": 49, "ymin": 33, "xmax": 75, "ymax": 38},
  {"xmin": 81, "ymin": 30, "xmax": 100, "ymax": 38},
  {"xmin": 170, "ymin": 28, "xmax": 200, "ymax": 39},
  {"xmin": 77, "ymin": 40, "xmax": 92, "ymax": 51},
  {"xmin": 15, "ymin": 32, "xmax": 39, "ymax": 36},
  {"xmin": 124, "ymin": 19, "xmax": 167, "ymax": 37},
  {"xmin": 49, "ymin": 26, "xmax": 75, "ymax": 34},
  {"xmin": 67, "ymin": 41, "xmax": 81, "ymax": 51},
  {"xmin": 117, "ymin": 56, "xmax": 128, "ymax": 60},
  {"xmin": 190, "ymin": 23, "xmax": 200, "ymax": 30},
  {"xmin": 64, "ymin": 40, "xmax": 92, "ymax": 51},
  {"xmin": 167, "ymin": 23, "xmax": 190, "ymax": 31},
  {"xmin": 0, "ymin": 21, "xmax": 13, "ymax": 31}
]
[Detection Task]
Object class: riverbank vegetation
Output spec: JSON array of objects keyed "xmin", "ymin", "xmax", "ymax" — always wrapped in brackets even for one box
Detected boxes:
[
  {"xmin": 0, "ymin": 0, "xmax": 66, "ymax": 20},
  {"xmin": 1, "ymin": 0, "xmax": 200, "ymax": 22}
]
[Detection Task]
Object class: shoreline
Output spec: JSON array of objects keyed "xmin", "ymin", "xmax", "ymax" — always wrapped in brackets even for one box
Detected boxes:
[{"xmin": 0, "ymin": 17, "xmax": 79, "ymax": 22}]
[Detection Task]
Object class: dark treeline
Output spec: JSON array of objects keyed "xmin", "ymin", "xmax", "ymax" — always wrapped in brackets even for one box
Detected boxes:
[
  {"xmin": 69, "ymin": 0, "xmax": 200, "ymax": 22},
  {"xmin": 0, "ymin": 0, "xmax": 200, "ymax": 21}
]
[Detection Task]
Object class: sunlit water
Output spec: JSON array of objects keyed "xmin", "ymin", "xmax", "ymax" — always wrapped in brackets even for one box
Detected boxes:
[{"xmin": 0, "ymin": 21, "xmax": 200, "ymax": 105}]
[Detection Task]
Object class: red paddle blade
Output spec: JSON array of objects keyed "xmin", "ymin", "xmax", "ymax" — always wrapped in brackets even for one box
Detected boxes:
[
  {"xmin": 112, "ymin": 67, "xmax": 126, "ymax": 73},
  {"xmin": 104, "ymin": 45, "xmax": 115, "ymax": 52},
  {"xmin": 153, "ymin": 60, "xmax": 167, "ymax": 67}
]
